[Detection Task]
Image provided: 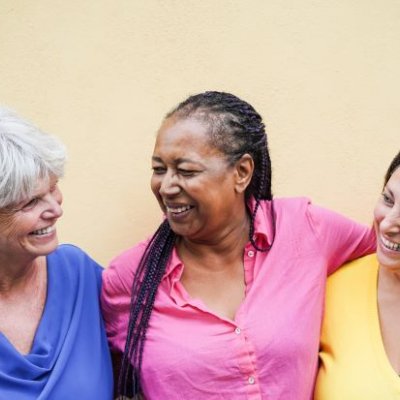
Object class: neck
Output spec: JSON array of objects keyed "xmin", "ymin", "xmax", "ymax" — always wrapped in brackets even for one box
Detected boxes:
[
  {"xmin": 0, "ymin": 256, "xmax": 45, "ymax": 294},
  {"xmin": 378, "ymin": 264, "xmax": 400, "ymax": 295},
  {"xmin": 179, "ymin": 212, "xmax": 250, "ymax": 270}
]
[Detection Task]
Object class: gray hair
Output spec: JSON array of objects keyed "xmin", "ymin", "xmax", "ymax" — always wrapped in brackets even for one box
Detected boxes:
[{"xmin": 0, "ymin": 107, "xmax": 66, "ymax": 208}]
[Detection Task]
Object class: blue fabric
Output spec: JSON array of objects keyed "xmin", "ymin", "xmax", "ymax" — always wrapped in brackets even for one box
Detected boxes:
[{"xmin": 0, "ymin": 244, "xmax": 113, "ymax": 399}]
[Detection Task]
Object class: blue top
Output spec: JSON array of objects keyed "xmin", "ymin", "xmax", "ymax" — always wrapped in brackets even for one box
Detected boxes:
[{"xmin": 0, "ymin": 244, "xmax": 113, "ymax": 399}]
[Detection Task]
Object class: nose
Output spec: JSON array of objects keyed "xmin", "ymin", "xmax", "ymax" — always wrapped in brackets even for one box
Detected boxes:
[
  {"xmin": 381, "ymin": 208, "xmax": 400, "ymax": 234},
  {"xmin": 42, "ymin": 189, "xmax": 63, "ymax": 219},
  {"xmin": 159, "ymin": 171, "xmax": 181, "ymax": 197}
]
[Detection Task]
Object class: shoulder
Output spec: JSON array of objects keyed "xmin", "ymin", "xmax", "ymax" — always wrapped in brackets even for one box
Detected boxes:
[
  {"xmin": 251, "ymin": 197, "xmax": 314, "ymax": 240},
  {"xmin": 328, "ymin": 254, "xmax": 378, "ymax": 286},
  {"xmin": 102, "ymin": 239, "xmax": 150, "ymax": 297},
  {"xmin": 107, "ymin": 239, "xmax": 150, "ymax": 279},
  {"xmin": 108, "ymin": 239, "xmax": 150, "ymax": 270},
  {"xmin": 271, "ymin": 196, "xmax": 350, "ymax": 223},
  {"xmin": 253, "ymin": 196, "xmax": 311, "ymax": 219},
  {"xmin": 273, "ymin": 197, "xmax": 369, "ymax": 237},
  {"xmin": 257, "ymin": 196, "xmax": 318, "ymax": 226},
  {"xmin": 269, "ymin": 196, "xmax": 311, "ymax": 213},
  {"xmin": 101, "ymin": 239, "xmax": 151, "ymax": 333},
  {"xmin": 51, "ymin": 244, "xmax": 102, "ymax": 267},
  {"xmin": 323, "ymin": 254, "xmax": 378, "ymax": 329},
  {"xmin": 49, "ymin": 244, "xmax": 103, "ymax": 283}
]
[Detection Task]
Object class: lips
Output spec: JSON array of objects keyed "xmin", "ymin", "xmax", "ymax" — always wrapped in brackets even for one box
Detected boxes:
[
  {"xmin": 166, "ymin": 204, "xmax": 194, "ymax": 214},
  {"xmin": 29, "ymin": 225, "xmax": 55, "ymax": 236},
  {"xmin": 380, "ymin": 235, "xmax": 400, "ymax": 252},
  {"xmin": 163, "ymin": 201, "xmax": 195, "ymax": 219}
]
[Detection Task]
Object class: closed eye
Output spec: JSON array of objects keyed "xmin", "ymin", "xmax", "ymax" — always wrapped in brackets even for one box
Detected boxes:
[
  {"xmin": 382, "ymin": 192, "xmax": 394, "ymax": 206},
  {"xmin": 21, "ymin": 197, "xmax": 40, "ymax": 210},
  {"xmin": 178, "ymin": 169, "xmax": 198, "ymax": 177},
  {"xmin": 152, "ymin": 166, "xmax": 166, "ymax": 175}
]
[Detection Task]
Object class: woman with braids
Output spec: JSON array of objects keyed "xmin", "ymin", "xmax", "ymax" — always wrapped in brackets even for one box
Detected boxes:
[{"xmin": 101, "ymin": 91, "xmax": 375, "ymax": 399}]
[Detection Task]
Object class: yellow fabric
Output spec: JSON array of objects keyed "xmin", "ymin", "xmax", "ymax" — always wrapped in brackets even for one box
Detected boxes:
[{"xmin": 314, "ymin": 254, "xmax": 400, "ymax": 399}]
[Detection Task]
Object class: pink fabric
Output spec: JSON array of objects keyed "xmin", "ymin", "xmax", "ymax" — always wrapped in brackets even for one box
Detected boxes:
[{"xmin": 101, "ymin": 197, "xmax": 375, "ymax": 400}]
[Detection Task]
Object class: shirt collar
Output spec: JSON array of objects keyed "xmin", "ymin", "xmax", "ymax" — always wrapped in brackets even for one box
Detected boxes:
[
  {"xmin": 162, "ymin": 245, "xmax": 184, "ymax": 281},
  {"xmin": 247, "ymin": 197, "xmax": 274, "ymax": 249}
]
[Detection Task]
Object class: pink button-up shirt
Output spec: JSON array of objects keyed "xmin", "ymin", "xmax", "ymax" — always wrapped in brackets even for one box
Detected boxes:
[{"xmin": 102, "ymin": 197, "xmax": 375, "ymax": 400}]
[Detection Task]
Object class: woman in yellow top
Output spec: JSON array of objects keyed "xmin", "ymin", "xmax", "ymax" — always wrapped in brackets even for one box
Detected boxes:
[{"xmin": 315, "ymin": 150, "xmax": 400, "ymax": 399}]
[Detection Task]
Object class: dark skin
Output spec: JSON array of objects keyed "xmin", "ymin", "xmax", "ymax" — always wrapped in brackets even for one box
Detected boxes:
[
  {"xmin": 114, "ymin": 117, "xmax": 256, "ymax": 397},
  {"xmin": 151, "ymin": 117, "xmax": 254, "ymax": 320}
]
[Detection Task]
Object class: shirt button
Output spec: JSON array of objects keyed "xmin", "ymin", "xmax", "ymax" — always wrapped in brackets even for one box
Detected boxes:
[
  {"xmin": 248, "ymin": 376, "xmax": 255, "ymax": 385},
  {"xmin": 235, "ymin": 327, "xmax": 241, "ymax": 335},
  {"xmin": 247, "ymin": 250, "xmax": 255, "ymax": 258}
]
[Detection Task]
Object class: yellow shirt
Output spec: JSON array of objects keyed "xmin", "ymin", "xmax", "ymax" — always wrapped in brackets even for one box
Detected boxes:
[{"xmin": 314, "ymin": 254, "xmax": 400, "ymax": 399}]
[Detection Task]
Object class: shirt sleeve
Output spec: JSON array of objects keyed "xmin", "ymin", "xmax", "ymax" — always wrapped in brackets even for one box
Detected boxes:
[{"xmin": 306, "ymin": 203, "xmax": 376, "ymax": 275}]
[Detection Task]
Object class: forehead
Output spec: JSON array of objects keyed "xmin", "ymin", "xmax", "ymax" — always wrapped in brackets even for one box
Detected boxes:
[
  {"xmin": 387, "ymin": 167, "xmax": 400, "ymax": 187},
  {"xmin": 153, "ymin": 117, "xmax": 222, "ymax": 159}
]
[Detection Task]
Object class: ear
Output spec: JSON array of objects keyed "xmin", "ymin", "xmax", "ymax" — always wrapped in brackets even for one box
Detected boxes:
[{"xmin": 234, "ymin": 154, "xmax": 254, "ymax": 194}]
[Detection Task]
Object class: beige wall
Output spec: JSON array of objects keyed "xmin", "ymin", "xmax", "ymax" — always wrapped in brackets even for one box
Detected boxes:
[{"xmin": 1, "ymin": 1, "xmax": 399, "ymax": 266}]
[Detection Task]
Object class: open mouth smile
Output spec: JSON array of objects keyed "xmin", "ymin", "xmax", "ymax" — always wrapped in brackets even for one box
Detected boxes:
[
  {"xmin": 29, "ymin": 226, "xmax": 55, "ymax": 236},
  {"xmin": 381, "ymin": 236, "xmax": 400, "ymax": 252},
  {"xmin": 165, "ymin": 204, "xmax": 194, "ymax": 215}
]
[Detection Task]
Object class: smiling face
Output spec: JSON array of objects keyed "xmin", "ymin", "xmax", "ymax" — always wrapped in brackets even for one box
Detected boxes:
[
  {"xmin": 374, "ymin": 167, "xmax": 400, "ymax": 271},
  {"xmin": 0, "ymin": 176, "xmax": 63, "ymax": 265},
  {"xmin": 151, "ymin": 117, "xmax": 252, "ymax": 242}
]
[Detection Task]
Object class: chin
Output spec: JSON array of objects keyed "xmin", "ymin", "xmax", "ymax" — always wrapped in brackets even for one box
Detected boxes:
[
  {"xmin": 29, "ymin": 240, "xmax": 59, "ymax": 257},
  {"xmin": 377, "ymin": 250, "xmax": 400, "ymax": 271},
  {"xmin": 44, "ymin": 240, "xmax": 59, "ymax": 254}
]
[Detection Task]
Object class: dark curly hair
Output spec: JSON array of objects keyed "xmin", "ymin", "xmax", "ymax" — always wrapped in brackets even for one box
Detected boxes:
[{"xmin": 118, "ymin": 91, "xmax": 275, "ymax": 397}]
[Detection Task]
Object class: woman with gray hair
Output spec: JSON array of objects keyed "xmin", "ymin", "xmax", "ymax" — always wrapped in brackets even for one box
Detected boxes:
[{"xmin": 0, "ymin": 108, "xmax": 113, "ymax": 399}]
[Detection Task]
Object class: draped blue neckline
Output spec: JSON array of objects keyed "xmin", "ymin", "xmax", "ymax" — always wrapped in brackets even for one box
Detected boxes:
[{"xmin": 0, "ymin": 245, "xmax": 113, "ymax": 400}]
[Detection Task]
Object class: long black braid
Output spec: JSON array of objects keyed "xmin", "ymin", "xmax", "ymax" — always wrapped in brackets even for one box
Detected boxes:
[{"xmin": 118, "ymin": 91, "xmax": 275, "ymax": 397}]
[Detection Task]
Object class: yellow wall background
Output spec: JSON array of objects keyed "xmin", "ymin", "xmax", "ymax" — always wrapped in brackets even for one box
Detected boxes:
[{"xmin": 1, "ymin": 1, "xmax": 399, "ymax": 266}]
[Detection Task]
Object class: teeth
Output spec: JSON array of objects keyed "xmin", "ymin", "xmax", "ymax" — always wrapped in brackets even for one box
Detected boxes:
[
  {"xmin": 31, "ymin": 226, "xmax": 55, "ymax": 235},
  {"xmin": 381, "ymin": 236, "xmax": 400, "ymax": 252},
  {"xmin": 166, "ymin": 205, "xmax": 192, "ymax": 214}
]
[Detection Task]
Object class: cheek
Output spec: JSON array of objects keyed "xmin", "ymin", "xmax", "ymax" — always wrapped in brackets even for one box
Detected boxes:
[
  {"xmin": 0, "ymin": 212, "xmax": 12, "ymax": 227},
  {"xmin": 150, "ymin": 176, "xmax": 161, "ymax": 198},
  {"xmin": 0, "ymin": 219, "xmax": 20, "ymax": 239},
  {"xmin": 373, "ymin": 206, "xmax": 382, "ymax": 225},
  {"xmin": 373, "ymin": 203, "xmax": 388, "ymax": 233}
]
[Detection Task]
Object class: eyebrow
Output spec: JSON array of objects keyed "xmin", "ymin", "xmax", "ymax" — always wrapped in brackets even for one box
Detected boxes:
[
  {"xmin": 384, "ymin": 186, "xmax": 394, "ymax": 197},
  {"xmin": 151, "ymin": 156, "xmax": 200, "ymax": 164}
]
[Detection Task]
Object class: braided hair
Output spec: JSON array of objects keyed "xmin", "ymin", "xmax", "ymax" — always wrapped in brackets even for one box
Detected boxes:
[{"xmin": 118, "ymin": 91, "xmax": 275, "ymax": 397}]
